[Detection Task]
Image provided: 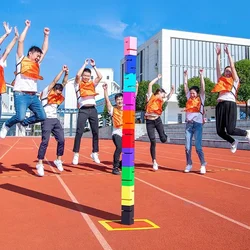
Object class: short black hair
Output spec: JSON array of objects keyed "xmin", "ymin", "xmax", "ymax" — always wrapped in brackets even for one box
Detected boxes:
[
  {"xmin": 115, "ymin": 93, "xmax": 123, "ymax": 100},
  {"xmin": 27, "ymin": 46, "xmax": 43, "ymax": 56},
  {"xmin": 189, "ymin": 86, "xmax": 200, "ymax": 94},
  {"xmin": 154, "ymin": 88, "xmax": 166, "ymax": 95},
  {"xmin": 53, "ymin": 83, "xmax": 64, "ymax": 92},
  {"xmin": 82, "ymin": 68, "xmax": 91, "ymax": 75}
]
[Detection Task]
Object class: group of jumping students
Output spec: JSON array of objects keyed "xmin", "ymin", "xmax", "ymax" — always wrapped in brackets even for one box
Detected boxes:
[{"xmin": 0, "ymin": 20, "xmax": 249, "ymax": 177}]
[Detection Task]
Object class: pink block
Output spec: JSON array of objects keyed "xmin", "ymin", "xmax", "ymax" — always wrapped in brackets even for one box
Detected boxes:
[
  {"xmin": 123, "ymin": 103, "xmax": 135, "ymax": 110},
  {"xmin": 123, "ymin": 92, "xmax": 135, "ymax": 105},
  {"xmin": 124, "ymin": 49, "xmax": 137, "ymax": 56},
  {"xmin": 124, "ymin": 37, "xmax": 137, "ymax": 55}
]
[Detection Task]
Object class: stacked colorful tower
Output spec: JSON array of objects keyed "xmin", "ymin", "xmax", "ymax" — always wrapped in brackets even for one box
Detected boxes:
[{"xmin": 121, "ymin": 36, "xmax": 137, "ymax": 225}]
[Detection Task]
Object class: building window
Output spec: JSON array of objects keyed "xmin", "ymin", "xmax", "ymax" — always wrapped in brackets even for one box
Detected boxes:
[
  {"xmin": 10, "ymin": 105, "xmax": 13, "ymax": 111},
  {"xmin": 91, "ymin": 76, "xmax": 93, "ymax": 80},
  {"xmin": 107, "ymin": 76, "xmax": 109, "ymax": 80},
  {"xmin": 11, "ymin": 96, "xmax": 13, "ymax": 102}
]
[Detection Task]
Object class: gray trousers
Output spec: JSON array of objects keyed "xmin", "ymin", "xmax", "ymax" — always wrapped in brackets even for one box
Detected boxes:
[{"xmin": 37, "ymin": 118, "xmax": 65, "ymax": 160}]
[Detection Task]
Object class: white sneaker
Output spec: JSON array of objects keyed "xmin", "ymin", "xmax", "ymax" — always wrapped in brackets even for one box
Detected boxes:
[
  {"xmin": 0, "ymin": 122, "xmax": 9, "ymax": 138},
  {"xmin": 17, "ymin": 123, "xmax": 26, "ymax": 137},
  {"xmin": 153, "ymin": 160, "xmax": 158, "ymax": 171},
  {"xmin": 184, "ymin": 165, "xmax": 192, "ymax": 173},
  {"xmin": 54, "ymin": 159, "xmax": 64, "ymax": 172},
  {"xmin": 36, "ymin": 163, "xmax": 44, "ymax": 177},
  {"xmin": 246, "ymin": 130, "xmax": 250, "ymax": 144},
  {"xmin": 91, "ymin": 152, "xmax": 100, "ymax": 163},
  {"xmin": 72, "ymin": 153, "xmax": 79, "ymax": 165},
  {"xmin": 200, "ymin": 165, "xmax": 206, "ymax": 174},
  {"xmin": 231, "ymin": 139, "xmax": 238, "ymax": 153}
]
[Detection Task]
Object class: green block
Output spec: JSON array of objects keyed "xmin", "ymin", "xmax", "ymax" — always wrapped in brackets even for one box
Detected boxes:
[{"xmin": 122, "ymin": 167, "xmax": 134, "ymax": 186}]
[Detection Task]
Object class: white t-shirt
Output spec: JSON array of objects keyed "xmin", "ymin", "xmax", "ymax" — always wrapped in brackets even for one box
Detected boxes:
[
  {"xmin": 109, "ymin": 106, "xmax": 122, "ymax": 137},
  {"xmin": 74, "ymin": 81, "xmax": 96, "ymax": 108},
  {"xmin": 217, "ymin": 79, "xmax": 239, "ymax": 102},
  {"xmin": 13, "ymin": 55, "xmax": 39, "ymax": 92},
  {"xmin": 41, "ymin": 86, "xmax": 58, "ymax": 119},
  {"xmin": 186, "ymin": 92, "xmax": 205, "ymax": 124}
]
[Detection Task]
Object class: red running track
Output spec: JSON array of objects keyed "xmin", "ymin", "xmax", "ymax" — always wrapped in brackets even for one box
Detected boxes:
[{"xmin": 0, "ymin": 137, "xmax": 249, "ymax": 250}]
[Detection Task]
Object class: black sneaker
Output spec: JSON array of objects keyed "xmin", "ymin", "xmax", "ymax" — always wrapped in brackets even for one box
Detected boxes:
[
  {"xmin": 112, "ymin": 168, "xmax": 121, "ymax": 175},
  {"xmin": 118, "ymin": 161, "xmax": 122, "ymax": 170}
]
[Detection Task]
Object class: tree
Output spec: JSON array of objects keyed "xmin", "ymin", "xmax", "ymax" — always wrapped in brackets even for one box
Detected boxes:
[
  {"xmin": 177, "ymin": 77, "xmax": 217, "ymax": 108},
  {"xmin": 235, "ymin": 59, "xmax": 250, "ymax": 119},
  {"xmin": 136, "ymin": 80, "xmax": 165, "ymax": 111}
]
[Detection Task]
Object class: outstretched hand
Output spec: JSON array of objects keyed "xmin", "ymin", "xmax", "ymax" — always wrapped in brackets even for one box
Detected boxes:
[
  {"xmin": 157, "ymin": 74, "xmax": 162, "ymax": 79},
  {"xmin": 90, "ymin": 58, "xmax": 95, "ymax": 66},
  {"xmin": 44, "ymin": 27, "xmax": 50, "ymax": 35},
  {"xmin": 102, "ymin": 83, "xmax": 108, "ymax": 90},
  {"xmin": 14, "ymin": 27, "xmax": 19, "ymax": 37},
  {"xmin": 215, "ymin": 44, "xmax": 221, "ymax": 55},
  {"xmin": 62, "ymin": 65, "xmax": 68, "ymax": 72},
  {"xmin": 25, "ymin": 20, "xmax": 31, "ymax": 27},
  {"xmin": 184, "ymin": 70, "xmax": 188, "ymax": 77},
  {"xmin": 199, "ymin": 69, "xmax": 204, "ymax": 75},
  {"xmin": 224, "ymin": 44, "xmax": 229, "ymax": 55},
  {"xmin": 3, "ymin": 22, "xmax": 12, "ymax": 35}
]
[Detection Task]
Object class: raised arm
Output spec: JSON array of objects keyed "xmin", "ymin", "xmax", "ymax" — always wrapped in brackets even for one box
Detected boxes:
[
  {"xmin": 62, "ymin": 66, "xmax": 69, "ymax": 87},
  {"xmin": 199, "ymin": 69, "xmax": 205, "ymax": 96},
  {"xmin": 0, "ymin": 22, "xmax": 12, "ymax": 45},
  {"xmin": 75, "ymin": 59, "xmax": 89, "ymax": 84},
  {"xmin": 17, "ymin": 20, "xmax": 31, "ymax": 59},
  {"xmin": 135, "ymin": 80, "xmax": 139, "ymax": 97},
  {"xmin": 1, "ymin": 27, "xmax": 19, "ymax": 62},
  {"xmin": 215, "ymin": 44, "xmax": 222, "ymax": 81},
  {"xmin": 102, "ymin": 83, "xmax": 112, "ymax": 113},
  {"xmin": 183, "ymin": 70, "xmax": 189, "ymax": 96},
  {"xmin": 48, "ymin": 65, "xmax": 68, "ymax": 92},
  {"xmin": 90, "ymin": 59, "xmax": 103, "ymax": 85},
  {"xmin": 165, "ymin": 85, "xmax": 175, "ymax": 101},
  {"xmin": 148, "ymin": 74, "xmax": 161, "ymax": 96},
  {"xmin": 224, "ymin": 44, "xmax": 239, "ymax": 82},
  {"xmin": 39, "ymin": 27, "xmax": 50, "ymax": 63}
]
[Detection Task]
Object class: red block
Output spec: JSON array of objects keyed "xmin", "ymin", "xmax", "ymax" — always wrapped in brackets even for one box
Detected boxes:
[{"xmin": 122, "ymin": 129, "xmax": 135, "ymax": 148}]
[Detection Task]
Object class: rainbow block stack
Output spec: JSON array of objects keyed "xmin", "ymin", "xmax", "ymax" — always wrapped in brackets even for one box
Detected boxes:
[{"xmin": 121, "ymin": 36, "xmax": 137, "ymax": 225}]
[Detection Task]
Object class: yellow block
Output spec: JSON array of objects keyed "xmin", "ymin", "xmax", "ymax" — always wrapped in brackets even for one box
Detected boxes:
[
  {"xmin": 98, "ymin": 219, "xmax": 160, "ymax": 231},
  {"xmin": 121, "ymin": 185, "xmax": 134, "ymax": 206}
]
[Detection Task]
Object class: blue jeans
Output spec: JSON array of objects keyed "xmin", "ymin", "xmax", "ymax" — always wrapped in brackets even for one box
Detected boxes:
[
  {"xmin": 185, "ymin": 121, "xmax": 206, "ymax": 166},
  {"xmin": 5, "ymin": 92, "xmax": 46, "ymax": 128}
]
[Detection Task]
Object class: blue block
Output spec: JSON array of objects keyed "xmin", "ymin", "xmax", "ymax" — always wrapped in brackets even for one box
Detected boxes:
[
  {"xmin": 125, "ymin": 55, "xmax": 136, "ymax": 74},
  {"xmin": 123, "ymin": 73, "xmax": 136, "ymax": 92}
]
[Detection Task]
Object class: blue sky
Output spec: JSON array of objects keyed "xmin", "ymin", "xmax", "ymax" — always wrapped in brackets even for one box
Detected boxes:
[{"xmin": 1, "ymin": 0, "xmax": 250, "ymax": 92}]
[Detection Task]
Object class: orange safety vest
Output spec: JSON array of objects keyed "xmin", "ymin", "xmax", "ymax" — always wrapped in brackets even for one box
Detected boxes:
[
  {"xmin": 146, "ymin": 94, "xmax": 163, "ymax": 115},
  {"xmin": 12, "ymin": 57, "xmax": 43, "ymax": 86},
  {"xmin": 112, "ymin": 107, "xmax": 123, "ymax": 129},
  {"xmin": 185, "ymin": 97, "xmax": 204, "ymax": 114},
  {"xmin": 211, "ymin": 76, "xmax": 239, "ymax": 98},
  {"xmin": 41, "ymin": 89, "xmax": 64, "ymax": 107},
  {"xmin": 79, "ymin": 81, "xmax": 98, "ymax": 97},
  {"xmin": 0, "ymin": 65, "xmax": 6, "ymax": 94}
]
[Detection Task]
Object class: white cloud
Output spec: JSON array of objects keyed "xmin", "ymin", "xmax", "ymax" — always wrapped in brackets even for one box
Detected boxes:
[{"xmin": 96, "ymin": 20, "xmax": 128, "ymax": 40}]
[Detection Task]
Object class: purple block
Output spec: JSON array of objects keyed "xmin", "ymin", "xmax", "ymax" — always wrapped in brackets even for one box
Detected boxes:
[{"xmin": 122, "ymin": 148, "xmax": 135, "ymax": 167}]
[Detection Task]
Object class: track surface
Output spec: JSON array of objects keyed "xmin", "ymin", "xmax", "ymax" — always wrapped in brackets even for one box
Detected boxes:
[{"xmin": 0, "ymin": 137, "xmax": 249, "ymax": 250}]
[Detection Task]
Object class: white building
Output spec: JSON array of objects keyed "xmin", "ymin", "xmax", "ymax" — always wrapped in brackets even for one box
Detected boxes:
[
  {"xmin": 1, "ymin": 84, "xmax": 14, "ymax": 115},
  {"xmin": 64, "ymin": 68, "xmax": 120, "ymax": 129},
  {"xmin": 120, "ymin": 29, "xmax": 250, "ymax": 123}
]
